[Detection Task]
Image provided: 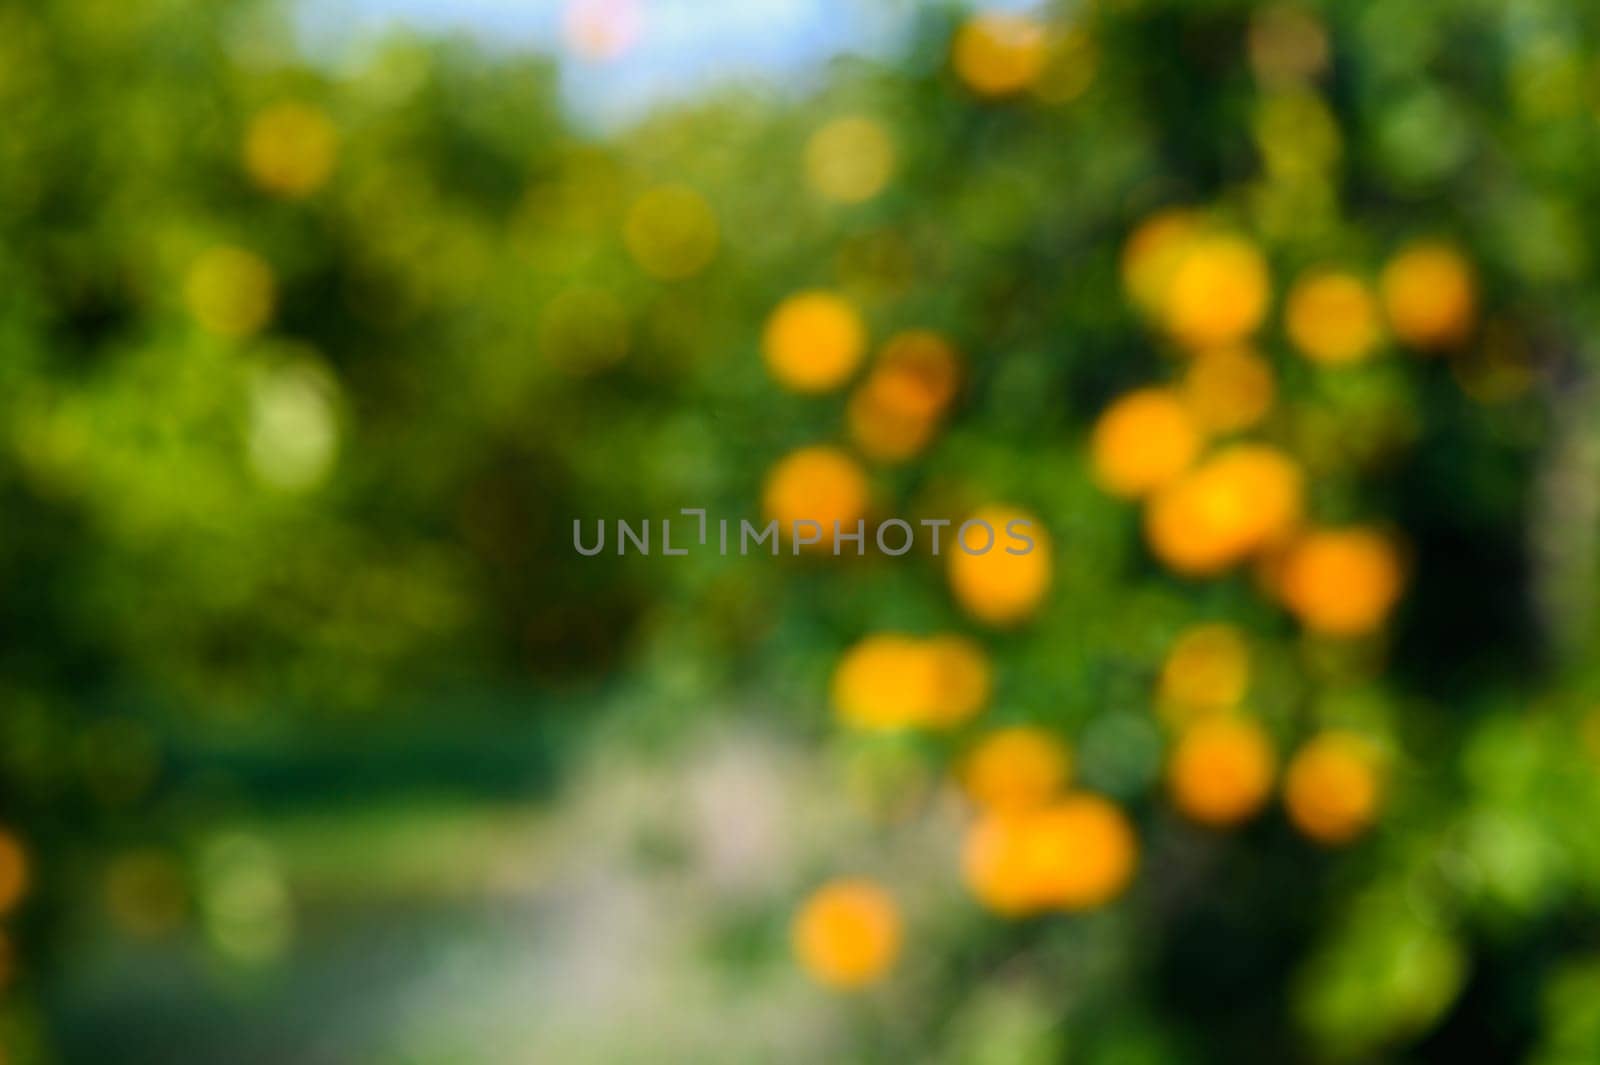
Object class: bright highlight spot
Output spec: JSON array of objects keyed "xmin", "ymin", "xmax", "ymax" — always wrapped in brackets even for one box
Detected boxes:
[
  {"xmin": 762, "ymin": 445, "xmax": 869, "ymax": 552},
  {"xmin": 762, "ymin": 290, "xmax": 867, "ymax": 393},
  {"xmin": 1285, "ymin": 732, "xmax": 1384, "ymax": 844},
  {"xmin": 248, "ymin": 359, "xmax": 340, "ymax": 492},
  {"xmin": 1278, "ymin": 527, "xmax": 1403, "ymax": 636},
  {"xmin": 953, "ymin": 13, "xmax": 1047, "ymax": 98},
  {"xmin": 947, "ymin": 504, "xmax": 1052, "ymax": 626},
  {"xmin": 1091, "ymin": 387, "xmax": 1202, "ymax": 499},
  {"xmin": 1144, "ymin": 444, "xmax": 1304, "ymax": 576},
  {"xmin": 1381, "ymin": 241, "xmax": 1477, "ymax": 351},
  {"xmin": 831, "ymin": 632, "xmax": 993, "ymax": 730},
  {"xmin": 1121, "ymin": 208, "xmax": 1202, "ymax": 316},
  {"xmin": 1168, "ymin": 716, "xmax": 1276, "ymax": 827},
  {"xmin": 961, "ymin": 726, "xmax": 1071, "ymax": 813},
  {"xmin": 1286, "ymin": 270, "xmax": 1382, "ymax": 365},
  {"xmin": 963, "ymin": 794, "xmax": 1137, "ymax": 915},
  {"xmin": 1163, "ymin": 235, "xmax": 1272, "ymax": 350},
  {"xmin": 791, "ymin": 878, "xmax": 902, "ymax": 989}
]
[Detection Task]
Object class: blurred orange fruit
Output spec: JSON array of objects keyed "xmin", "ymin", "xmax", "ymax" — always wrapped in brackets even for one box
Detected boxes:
[
  {"xmin": 1284, "ymin": 732, "xmax": 1384, "ymax": 844},
  {"xmin": 832, "ymin": 634, "xmax": 937, "ymax": 730},
  {"xmin": 791, "ymin": 878, "xmax": 902, "ymax": 989},
  {"xmin": 1286, "ymin": 270, "xmax": 1382, "ymax": 364},
  {"xmin": 1380, "ymin": 241, "xmax": 1477, "ymax": 350},
  {"xmin": 1024, "ymin": 796, "xmax": 1138, "ymax": 910},
  {"xmin": 848, "ymin": 387, "xmax": 938, "ymax": 463},
  {"xmin": 833, "ymin": 633, "xmax": 991, "ymax": 730},
  {"xmin": 924, "ymin": 635, "xmax": 993, "ymax": 728},
  {"xmin": 1090, "ymin": 388, "xmax": 1202, "ymax": 499},
  {"xmin": 1181, "ymin": 345, "xmax": 1275, "ymax": 432},
  {"xmin": 243, "ymin": 102, "xmax": 338, "ymax": 198},
  {"xmin": 1167, "ymin": 716, "xmax": 1276, "ymax": 826},
  {"xmin": 947, "ymin": 505, "xmax": 1053, "ymax": 625},
  {"xmin": 0, "ymin": 830, "xmax": 28, "ymax": 915},
  {"xmin": 961, "ymin": 726, "xmax": 1071, "ymax": 812},
  {"xmin": 961, "ymin": 812, "xmax": 1041, "ymax": 914},
  {"xmin": 848, "ymin": 330, "xmax": 961, "ymax": 462},
  {"xmin": 1121, "ymin": 208, "xmax": 1202, "ymax": 314},
  {"xmin": 1163, "ymin": 235, "xmax": 1271, "ymax": 349},
  {"xmin": 952, "ymin": 13, "xmax": 1048, "ymax": 97},
  {"xmin": 1158, "ymin": 623, "xmax": 1250, "ymax": 720},
  {"xmin": 762, "ymin": 291, "xmax": 866, "ymax": 392},
  {"xmin": 963, "ymin": 794, "xmax": 1137, "ymax": 914},
  {"xmin": 1144, "ymin": 445, "xmax": 1304, "ymax": 576},
  {"xmin": 1278, "ymin": 527, "xmax": 1402, "ymax": 636},
  {"xmin": 871, "ymin": 330, "xmax": 961, "ymax": 416},
  {"xmin": 762, "ymin": 446, "xmax": 869, "ymax": 552}
]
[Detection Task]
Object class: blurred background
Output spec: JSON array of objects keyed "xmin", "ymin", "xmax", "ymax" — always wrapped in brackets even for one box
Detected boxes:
[{"xmin": 6, "ymin": 0, "xmax": 1600, "ymax": 1061}]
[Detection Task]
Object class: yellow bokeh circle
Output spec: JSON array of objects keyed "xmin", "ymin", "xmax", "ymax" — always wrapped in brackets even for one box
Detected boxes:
[
  {"xmin": 963, "ymin": 794, "xmax": 1137, "ymax": 915},
  {"xmin": 832, "ymin": 633, "xmax": 938, "ymax": 730},
  {"xmin": 947, "ymin": 504, "xmax": 1052, "ymax": 626},
  {"xmin": 1181, "ymin": 346, "xmax": 1276, "ymax": 433},
  {"xmin": 924, "ymin": 635, "xmax": 993, "ymax": 728},
  {"xmin": 243, "ymin": 102, "xmax": 338, "ymax": 198},
  {"xmin": 1144, "ymin": 445, "xmax": 1304, "ymax": 576},
  {"xmin": 623, "ymin": 184, "xmax": 719, "ymax": 280},
  {"xmin": 762, "ymin": 445, "xmax": 870, "ymax": 552},
  {"xmin": 1277, "ymin": 527, "xmax": 1403, "ymax": 636},
  {"xmin": 762, "ymin": 291, "xmax": 867, "ymax": 393},
  {"xmin": 1284, "ymin": 732, "xmax": 1384, "ymax": 844},
  {"xmin": 805, "ymin": 116, "xmax": 895, "ymax": 204},
  {"xmin": 791, "ymin": 878, "xmax": 902, "ymax": 989},
  {"xmin": 1380, "ymin": 241, "xmax": 1477, "ymax": 351},
  {"xmin": 1167, "ymin": 716, "xmax": 1276, "ymax": 827},
  {"xmin": 1285, "ymin": 269, "xmax": 1382, "ymax": 365},
  {"xmin": 952, "ymin": 13, "xmax": 1048, "ymax": 98},
  {"xmin": 1158, "ymin": 623, "xmax": 1250, "ymax": 721},
  {"xmin": 832, "ymin": 632, "xmax": 992, "ymax": 730},
  {"xmin": 1122, "ymin": 208, "xmax": 1202, "ymax": 316},
  {"xmin": 184, "ymin": 245, "xmax": 276, "ymax": 338},
  {"xmin": 1163, "ymin": 235, "xmax": 1271, "ymax": 350},
  {"xmin": 848, "ymin": 330, "xmax": 961, "ymax": 463},
  {"xmin": 961, "ymin": 726, "xmax": 1071, "ymax": 813},
  {"xmin": 1091, "ymin": 387, "xmax": 1202, "ymax": 499}
]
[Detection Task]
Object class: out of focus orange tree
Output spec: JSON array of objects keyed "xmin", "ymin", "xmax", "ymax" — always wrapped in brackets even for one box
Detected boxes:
[{"xmin": 7, "ymin": 0, "xmax": 1600, "ymax": 1061}]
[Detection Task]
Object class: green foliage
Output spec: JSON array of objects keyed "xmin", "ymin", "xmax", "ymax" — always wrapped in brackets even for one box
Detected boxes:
[{"xmin": 4, "ymin": 0, "xmax": 1600, "ymax": 1062}]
